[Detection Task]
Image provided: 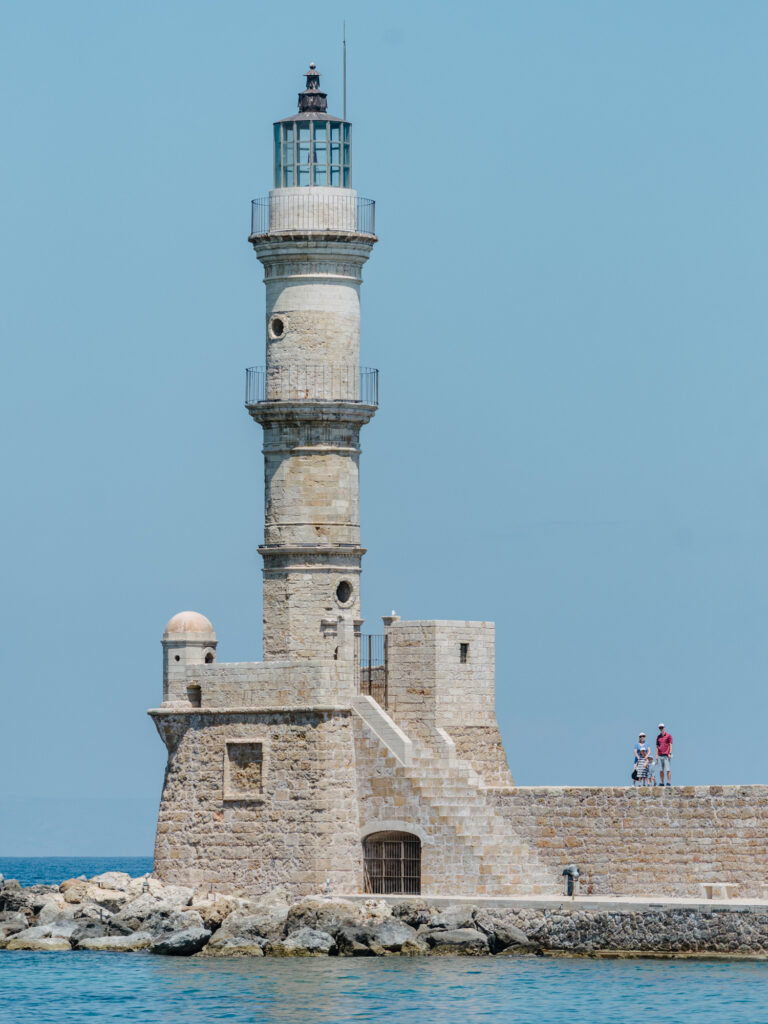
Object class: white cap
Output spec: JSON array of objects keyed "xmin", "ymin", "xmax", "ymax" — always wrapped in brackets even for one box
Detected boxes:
[{"xmin": 658, "ymin": 722, "xmax": 665, "ymax": 728}]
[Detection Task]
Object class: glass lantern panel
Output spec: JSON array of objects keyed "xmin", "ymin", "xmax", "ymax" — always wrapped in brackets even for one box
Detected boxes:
[
  {"xmin": 297, "ymin": 123, "xmax": 310, "ymax": 141},
  {"xmin": 330, "ymin": 166, "xmax": 340, "ymax": 186},
  {"xmin": 274, "ymin": 125, "xmax": 281, "ymax": 187},
  {"xmin": 330, "ymin": 143, "xmax": 340, "ymax": 164},
  {"xmin": 314, "ymin": 141, "xmax": 326, "ymax": 166},
  {"xmin": 343, "ymin": 123, "xmax": 350, "ymax": 142},
  {"xmin": 297, "ymin": 164, "xmax": 309, "ymax": 185},
  {"xmin": 284, "ymin": 165, "xmax": 293, "ymax": 187},
  {"xmin": 343, "ymin": 167, "xmax": 350, "ymax": 187},
  {"xmin": 330, "ymin": 122, "xmax": 340, "ymax": 141},
  {"xmin": 313, "ymin": 121, "xmax": 327, "ymax": 140},
  {"xmin": 313, "ymin": 165, "xmax": 327, "ymax": 185},
  {"xmin": 283, "ymin": 124, "xmax": 294, "ymax": 143},
  {"xmin": 298, "ymin": 141, "xmax": 310, "ymax": 165},
  {"xmin": 343, "ymin": 144, "xmax": 350, "ymax": 166}
]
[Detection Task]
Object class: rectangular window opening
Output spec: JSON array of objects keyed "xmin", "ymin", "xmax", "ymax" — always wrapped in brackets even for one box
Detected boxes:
[{"xmin": 460, "ymin": 643, "xmax": 469, "ymax": 664}]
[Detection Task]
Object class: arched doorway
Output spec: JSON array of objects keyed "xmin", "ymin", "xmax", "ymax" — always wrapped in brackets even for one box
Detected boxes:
[{"xmin": 363, "ymin": 831, "xmax": 421, "ymax": 895}]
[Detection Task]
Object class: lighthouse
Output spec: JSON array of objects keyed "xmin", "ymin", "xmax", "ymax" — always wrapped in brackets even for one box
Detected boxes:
[
  {"xmin": 151, "ymin": 64, "xmax": 520, "ymax": 901},
  {"xmin": 247, "ymin": 64, "xmax": 377, "ymax": 661}
]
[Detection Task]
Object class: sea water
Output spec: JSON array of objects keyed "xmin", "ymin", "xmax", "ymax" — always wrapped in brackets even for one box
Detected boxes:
[
  {"xmin": 2, "ymin": 953, "xmax": 768, "ymax": 1024},
  {"xmin": 2, "ymin": 859, "xmax": 768, "ymax": 1023}
]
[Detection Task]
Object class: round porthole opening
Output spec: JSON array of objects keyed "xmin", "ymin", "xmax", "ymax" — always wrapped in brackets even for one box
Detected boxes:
[
  {"xmin": 269, "ymin": 316, "xmax": 285, "ymax": 339},
  {"xmin": 336, "ymin": 580, "xmax": 353, "ymax": 604}
]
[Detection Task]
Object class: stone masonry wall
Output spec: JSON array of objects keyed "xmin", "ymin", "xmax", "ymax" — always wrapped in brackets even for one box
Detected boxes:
[
  {"xmin": 152, "ymin": 710, "xmax": 362, "ymax": 898},
  {"xmin": 493, "ymin": 786, "xmax": 768, "ymax": 898},
  {"xmin": 385, "ymin": 621, "xmax": 512, "ymax": 786}
]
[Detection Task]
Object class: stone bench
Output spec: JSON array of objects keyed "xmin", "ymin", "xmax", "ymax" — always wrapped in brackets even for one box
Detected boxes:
[{"xmin": 700, "ymin": 883, "xmax": 739, "ymax": 900}]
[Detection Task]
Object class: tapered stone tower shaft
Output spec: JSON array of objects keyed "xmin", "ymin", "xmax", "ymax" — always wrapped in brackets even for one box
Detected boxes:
[{"xmin": 247, "ymin": 64, "xmax": 377, "ymax": 660}]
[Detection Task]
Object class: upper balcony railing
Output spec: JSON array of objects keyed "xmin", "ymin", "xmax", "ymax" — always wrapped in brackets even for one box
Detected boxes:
[
  {"xmin": 251, "ymin": 194, "xmax": 375, "ymax": 237},
  {"xmin": 245, "ymin": 365, "xmax": 379, "ymax": 406}
]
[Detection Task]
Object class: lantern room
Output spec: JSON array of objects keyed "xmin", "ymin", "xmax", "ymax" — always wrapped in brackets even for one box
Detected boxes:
[{"xmin": 273, "ymin": 64, "xmax": 351, "ymax": 188}]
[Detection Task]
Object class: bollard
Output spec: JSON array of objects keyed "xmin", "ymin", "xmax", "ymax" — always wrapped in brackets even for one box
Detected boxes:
[{"xmin": 562, "ymin": 864, "xmax": 580, "ymax": 899}]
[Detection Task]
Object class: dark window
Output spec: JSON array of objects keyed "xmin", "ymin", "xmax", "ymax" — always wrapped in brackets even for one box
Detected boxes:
[
  {"xmin": 460, "ymin": 643, "xmax": 469, "ymax": 663},
  {"xmin": 363, "ymin": 831, "xmax": 421, "ymax": 895},
  {"xmin": 204, "ymin": 651, "xmax": 214, "ymax": 664},
  {"xmin": 336, "ymin": 580, "xmax": 352, "ymax": 604}
]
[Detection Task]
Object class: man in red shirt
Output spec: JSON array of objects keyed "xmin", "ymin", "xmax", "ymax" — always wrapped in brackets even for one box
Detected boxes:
[{"xmin": 656, "ymin": 723, "xmax": 673, "ymax": 786}]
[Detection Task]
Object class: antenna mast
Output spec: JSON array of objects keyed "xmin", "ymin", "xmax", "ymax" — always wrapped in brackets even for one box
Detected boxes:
[{"xmin": 343, "ymin": 21, "xmax": 347, "ymax": 120}]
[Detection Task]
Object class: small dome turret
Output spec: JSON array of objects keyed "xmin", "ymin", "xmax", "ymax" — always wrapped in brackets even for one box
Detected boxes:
[{"xmin": 163, "ymin": 611, "xmax": 216, "ymax": 639}]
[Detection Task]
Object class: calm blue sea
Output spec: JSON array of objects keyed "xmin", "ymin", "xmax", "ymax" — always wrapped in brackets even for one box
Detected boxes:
[
  {"xmin": 0, "ymin": 857, "xmax": 153, "ymax": 887},
  {"xmin": 2, "ymin": 858, "xmax": 768, "ymax": 1022},
  {"xmin": 1, "ymin": 954, "xmax": 767, "ymax": 1024}
]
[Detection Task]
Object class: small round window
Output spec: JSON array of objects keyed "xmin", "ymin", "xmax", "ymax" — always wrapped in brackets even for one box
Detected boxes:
[
  {"xmin": 336, "ymin": 580, "xmax": 353, "ymax": 605},
  {"xmin": 269, "ymin": 316, "xmax": 285, "ymax": 339}
]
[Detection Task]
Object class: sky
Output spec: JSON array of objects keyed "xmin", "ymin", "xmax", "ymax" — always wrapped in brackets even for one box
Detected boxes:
[{"xmin": 1, "ymin": 0, "xmax": 767, "ymax": 854}]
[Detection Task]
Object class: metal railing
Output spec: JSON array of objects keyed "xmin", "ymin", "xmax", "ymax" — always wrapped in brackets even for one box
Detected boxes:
[
  {"xmin": 250, "ymin": 195, "xmax": 375, "ymax": 236},
  {"xmin": 245, "ymin": 365, "xmax": 378, "ymax": 406},
  {"xmin": 356, "ymin": 633, "xmax": 387, "ymax": 708}
]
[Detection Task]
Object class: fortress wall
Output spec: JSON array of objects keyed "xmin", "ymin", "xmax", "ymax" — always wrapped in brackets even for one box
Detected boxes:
[
  {"xmin": 186, "ymin": 661, "xmax": 354, "ymax": 708},
  {"xmin": 152, "ymin": 709, "xmax": 361, "ymax": 898},
  {"xmin": 492, "ymin": 786, "xmax": 768, "ymax": 898},
  {"xmin": 449, "ymin": 726, "xmax": 515, "ymax": 787}
]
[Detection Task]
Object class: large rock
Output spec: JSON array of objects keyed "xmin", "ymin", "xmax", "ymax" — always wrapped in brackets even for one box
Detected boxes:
[
  {"xmin": 142, "ymin": 909, "xmax": 205, "ymax": 938},
  {"xmin": 37, "ymin": 898, "xmax": 75, "ymax": 925},
  {"xmin": 236, "ymin": 889, "xmax": 291, "ymax": 940},
  {"xmin": 427, "ymin": 928, "xmax": 490, "ymax": 955},
  {"xmin": 336, "ymin": 918, "xmax": 417, "ymax": 956},
  {"xmin": 285, "ymin": 897, "xmax": 364, "ymax": 936},
  {"xmin": 391, "ymin": 899, "xmax": 432, "ymax": 929},
  {"xmin": 77, "ymin": 932, "xmax": 153, "ymax": 952},
  {"xmin": 88, "ymin": 872, "xmax": 135, "ymax": 893},
  {"xmin": 6, "ymin": 932, "xmax": 71, "ymax": 952},
  {"xmin": 112, "ymin": 893, "xmax": 174, "ymax": 931},
  {"xmin": 0, "ymin": 912, "xmax": 29, "ymax": 941},
  {"xmin": 474, "ymin": 910, "xmax": 534, "ymax": 953},
  {"xmin": 268, "ymin": 927, "xmax": 336, "ymax": 957},
  {"xmin": 189, "ymin": 897, "xmax": 240, "ymax": 931},
  {"xmin": 151, "ymin": 927, "xmax": 211, "ymax": 956},
  {"xmin": 62, "ymin": 882, "xmax": 130, "ymax": 914},
  {"xmin": 142, "ymin": 878, "xmax": 194, "ymax": 908},
  {"xmin": 203, "ymin": 913, "xmax": 274, "ymax": 957},
  {"xmin": 427, "ymin": 905, "xmax": 478, "ymax": 931}
]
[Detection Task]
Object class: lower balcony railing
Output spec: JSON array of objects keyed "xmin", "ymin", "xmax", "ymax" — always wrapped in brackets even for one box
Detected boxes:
[{"xmin": 245, "ymin": 365, "xmax": 378, "ymax": 406}]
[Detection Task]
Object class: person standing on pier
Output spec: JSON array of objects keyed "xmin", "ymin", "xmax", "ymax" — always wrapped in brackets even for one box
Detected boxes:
[{"xmin": 656, "ymin": 723, "xmax": 673, "ymax": 786}]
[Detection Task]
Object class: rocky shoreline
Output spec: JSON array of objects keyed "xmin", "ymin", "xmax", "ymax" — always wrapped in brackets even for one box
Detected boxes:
[{"xmin": 2, "ymin": 874, "xmax": 767, "ymax": 958}]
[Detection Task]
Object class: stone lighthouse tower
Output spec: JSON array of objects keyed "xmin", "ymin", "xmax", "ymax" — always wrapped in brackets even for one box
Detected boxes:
[{"xmin": 247, "ymin": 63, "xmax": 377, "ymax": 661}]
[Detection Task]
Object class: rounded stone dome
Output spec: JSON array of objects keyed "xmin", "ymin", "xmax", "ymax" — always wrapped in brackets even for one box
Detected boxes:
[{"xmin": 163, "ymin": 611, "xmax": 216, "ymax": 639}]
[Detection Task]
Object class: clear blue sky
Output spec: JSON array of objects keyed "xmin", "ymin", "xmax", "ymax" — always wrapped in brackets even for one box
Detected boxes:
[{"xmin": 2, "ymin": 1, "xmax": 767, "ymax": 854}]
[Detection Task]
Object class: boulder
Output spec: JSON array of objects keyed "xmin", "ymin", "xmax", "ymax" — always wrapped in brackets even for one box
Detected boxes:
[
  {"xmin": 268, "ymin": 927, "xmax": 337, "ymax": 957},
  {"xmin": 62, "ymin": 882, "xmax": 130, "ymax": 914},
  {"xmin": 70, "ymin": 921, "xmax": 109, "ymax": 945},
  {"xmin": 336, "ymin": 918, "xmax": 417, "ymax": 956},
  {"xmin": 189, "ymin": 897, "xmax": 240, "ymax": 931},
  {"xmin": 112, "ymin": 893, "xmax": 174, "ymax": 931},
  {"xmin": 427, "ymin": 927, "xmax": 490, "ymax": 955},
  {"xmin": 142, "ymin": 909, "xmax": 205, "ymax": 938},
  {"xmin": 203, "ymin": 913, "xmax": 274, "ymax": 957},
  {"xmin": 151, "ymin": 927, "xmax": 211, "ymax": 957},
  {"xmin": 6, "ymin": 932, "xmax": 71, "ymax": 952},
  {"xmin": 0, "ymin": 887, "xmax": 35, "ymax": 919},
  {"xmin": 37, "ymin": 899, "xmax": 75, "ymax": 925},
  {"xmin": 391, "ymin": 898, "xmax": 432, "ymax": 928},
  {"xmin": 0, "ymin": 912, "xmax": 29, "ymax": 941},
  {"xmin": 77, "ymin": 932, "xmax": 153, "ymax": 952},
  {"xmin": 427, "ymin": 905, "xmax": 477, "ymax": 931},
  {"xmin": 474, "ymin": 910, "xmax": 533, "ymax": 953},
  {"xmin": 89, "ymin": 872, "xmax": 135, "ymax": 893},
  {"xmin": 400, "ymin": 936, "xmax": 430, "ymax": 956},
  {"xmin": 285, "ymin": 896, "xmax": 363, "ymax": 937},
  {"xmin": 142, "ymin": 878, "xmax": 194, "ymax": 908},
  {"xmin": 238, "ymin": 888, "xmax": 292, "ymax": 939}
]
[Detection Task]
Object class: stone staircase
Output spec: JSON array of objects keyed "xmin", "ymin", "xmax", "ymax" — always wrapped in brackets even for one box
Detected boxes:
[
  {"xmin": 402, "ymin": 745, "xmax": 555, "ymax": 896},
  {"xmin": 352, "ymin": 697, "xmax": 556, "ymax": 896}
]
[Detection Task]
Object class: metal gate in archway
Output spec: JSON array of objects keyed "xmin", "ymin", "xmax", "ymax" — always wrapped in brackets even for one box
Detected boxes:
[{"xmin": 363, "ymin": 831, "xmax": 421, "ymax": 895}]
